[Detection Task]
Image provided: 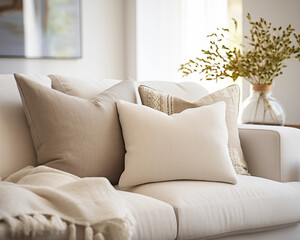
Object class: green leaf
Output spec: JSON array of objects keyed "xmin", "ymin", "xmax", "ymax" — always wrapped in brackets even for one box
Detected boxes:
[
  {"xmin": 247, "ymin": 13, "xmax": 251, "ymax": 21},
  {"xmin": 232, "ymin": 18, "xmax": 238, "ymax": 31}
]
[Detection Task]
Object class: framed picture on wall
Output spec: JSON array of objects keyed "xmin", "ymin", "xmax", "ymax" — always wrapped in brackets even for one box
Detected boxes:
[{"xmin": 0, "ymin": 0, "xmax": 81, "ymax": 58}]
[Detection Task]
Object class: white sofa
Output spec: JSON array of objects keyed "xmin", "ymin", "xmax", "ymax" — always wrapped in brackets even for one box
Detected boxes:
[{"xmin": 1, "ymin": 74, "xmax": 300, "ymax": 240}]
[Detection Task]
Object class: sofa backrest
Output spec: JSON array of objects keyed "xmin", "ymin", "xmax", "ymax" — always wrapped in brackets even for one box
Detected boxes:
[
  {"xmin": 0, "ymin": 75, "xmax": 208, "ymax": 179},
  {"xmin": 0, "ymin": 75, "xmax": 51, "ymax": 179}
]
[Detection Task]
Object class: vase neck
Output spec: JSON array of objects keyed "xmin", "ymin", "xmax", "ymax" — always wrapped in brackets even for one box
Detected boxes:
[{"xmin": 252, "ymin": 84, "xmax": 272, "ymax": 92}]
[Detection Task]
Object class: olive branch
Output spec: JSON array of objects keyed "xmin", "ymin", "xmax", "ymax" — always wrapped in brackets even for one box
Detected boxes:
[{"xmin": 179, "ymin": 13, "xmax": 300, "ymax": 85}]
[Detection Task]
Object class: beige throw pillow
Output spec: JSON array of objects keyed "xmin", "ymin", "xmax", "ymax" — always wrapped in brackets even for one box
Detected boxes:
[
  {"xmin": 117, "ymin": 100, "xmax": 238, "ymax": 187},
  {"xmin": 15, "ymin": 74, "xmax": 136, "ymax": 184},
  {"xmin": 49, "ymin": 74, "xmax": 121, "ymax": 99},
  {"xmin": 138, "ymin": 84, "xmax": 249, "ymax": 175}
]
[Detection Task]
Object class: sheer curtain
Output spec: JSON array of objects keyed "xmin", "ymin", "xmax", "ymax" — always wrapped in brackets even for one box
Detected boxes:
[{"xmin": 136, "ymin": 0, "xmax": 229, "ymax": 92}]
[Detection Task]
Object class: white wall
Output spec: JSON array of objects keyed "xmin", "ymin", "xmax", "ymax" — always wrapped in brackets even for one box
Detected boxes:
[
  {"xmin": 0, "ymin": 0, "xmax": 126, "ymax": 79},
  {"xmin": 125, "ymin": 0, "xmax": 137, "ymax": 81},
  {"xmin": 243, "ymin": 0, "xmax": 300, "ymax": 124}
]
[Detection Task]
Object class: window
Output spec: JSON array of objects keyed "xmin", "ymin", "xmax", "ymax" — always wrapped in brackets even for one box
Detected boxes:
[{"xmin": 136, "ymin": 0, "xmax": 242, "ymax": 93}]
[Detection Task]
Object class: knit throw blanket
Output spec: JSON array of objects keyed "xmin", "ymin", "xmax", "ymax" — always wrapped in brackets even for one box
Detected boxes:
[{"xmin": 0, "ymin": 166, "xmax": 135, "ymax": 240}]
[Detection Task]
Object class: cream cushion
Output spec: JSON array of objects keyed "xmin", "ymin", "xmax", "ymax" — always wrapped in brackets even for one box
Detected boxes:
[
  {"xmin": 119, "ymin": 191, "xmax": 177, "ymax": 240},
  {"xmin": 50, "ymin": 75, "xmax": 209, "ymax": 105},
  {"xmin": 49, "ymin": 74, "xmax": 121, "ymax": 99},
  {"xmin": 15, "ymin": 74, "xmax": 136, "ymax": 184},
  {"xmin": 138, "ymin": 84, "xmax": 249, "ymax": 175},
  {"xmin": 137, "ymin": 81, "xmax": 208, "ymax": 103},
  {"xmin": 121, "ymin": 175, "xmax": 300, "ymax": 239},
  {"xmin": 117, "ymin": 100, "xmax": 237, "ymax": 187},
  {"xmin": 0, "ymin": 75, "xmax": 50, "ymax": 179}
]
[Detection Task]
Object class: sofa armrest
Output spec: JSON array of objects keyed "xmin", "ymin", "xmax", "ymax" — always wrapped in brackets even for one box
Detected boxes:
[{"xmin": 238, "ymin": 124, "xmax": 300, "ymax": 182}]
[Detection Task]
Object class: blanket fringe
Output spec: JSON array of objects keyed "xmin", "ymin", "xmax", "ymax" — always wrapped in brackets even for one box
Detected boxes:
[
  {"xmin": 3, "ymin": 216, "xmax": 23, "ymax": 237},
  {"xmin": 93, "ymin": 214, "xmax": 135, "ymax": 240},
  {"xmin": 19, "ymin": 214, "xmax": 39, "ymax": 236},
  {"xmin": 33, "ymin": 214, "xmax": 54, "ymax": 233},
  {"xmin": 69, "ymin": 223, "xmax": 76, "ymax": 240},
  {"xmin": 94, "ymin": 232, "xmax": 105, "ymax": 240},
  {"xmin": 4, "ymin": 214, "xmax": 67, "ymax": 238},
  {"xmin": 4, "ymin": 213, "xmax": 134, "ymax": 240},
  {"xmin": 50, "ymin": 215, "xmax": 67, "ymax": 232},
  {"xmin": 84, "ymin": 225, "xmax": 93, "ymax": 240}
]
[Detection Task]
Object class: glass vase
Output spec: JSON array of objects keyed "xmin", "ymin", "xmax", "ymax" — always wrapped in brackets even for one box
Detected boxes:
[{"xmin": 240, "ymin": 85, "xmax": 285, "ymax": 126}]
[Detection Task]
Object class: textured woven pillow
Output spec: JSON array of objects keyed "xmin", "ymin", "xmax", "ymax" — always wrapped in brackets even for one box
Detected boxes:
[
  {"xmin": 117, "ymin": 100, "xmax": 238, "ymax": 187},
  {"xmin": 138, "ymin": 84, "xmax": 249, "ymax": 175},
  {"xmin": 15, "ymin": 74, "xmax": 136, "ymax": 184}
]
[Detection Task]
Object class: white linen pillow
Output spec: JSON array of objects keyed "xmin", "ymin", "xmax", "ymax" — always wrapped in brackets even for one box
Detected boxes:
[
  {"xmin": 138, "ymin": 84, "xmax": 249, "ymax": 175},
  {"xmin": 116, "ymin": 100, "xmax": 237, "ymax": 187}
]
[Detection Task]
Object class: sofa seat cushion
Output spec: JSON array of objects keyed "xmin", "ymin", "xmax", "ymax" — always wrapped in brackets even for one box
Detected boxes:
[
  {"xmin": 119, "ymin": 191, "xmax": 177, "ymax": 240},
  {"xmin": 120, "ymin": 175, "xmax": 300, "ymax": 239}
]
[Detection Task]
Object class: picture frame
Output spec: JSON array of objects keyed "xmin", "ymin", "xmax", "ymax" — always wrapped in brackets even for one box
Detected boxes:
[{"xmin": 0, "ymin": 0, "xmax": 81, "ymax": 59}]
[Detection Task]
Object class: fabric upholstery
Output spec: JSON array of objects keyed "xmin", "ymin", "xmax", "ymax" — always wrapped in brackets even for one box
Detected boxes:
[
  {"xmin": 117, "ymin": 100, "xmax": 237, "ymax": 187},
  {"xmin": 1, "ymin": 74, "xmax": 300, "ymax": 239},
  {"xmin": 0, "ymin": 74, "xmax": 50, "ymax": 179},
  {"xmin": 119, "ymin": 191, "xmax": 177, "ymax": 240},
  {"xmin": 239, "ymin": 124, "xmax": 300, "ymax": 182},
  {"xmin": 137, "ymin": 81, "xmax": 209, "ymax": 103},
  {"xmin": 120, "ymin": 175, "xmax": 300, "ymax": 239},
  {"xmin": 15, "ymin": 74, "xmax": 136, "ymax": 184},
  {"xmin": 49, "ymin": 74, "xmax": 121, "ymax": 99},
  {"xmin": 138, "ymin": 84, "xmax": 248, "ymax": 176},
  {"xmin": 217, "ymin": 223, "xmax": 300, "ymax": 240},
  {"xmin": 50, "ymin": 75, "xmax": 208, "ymax": 106}
]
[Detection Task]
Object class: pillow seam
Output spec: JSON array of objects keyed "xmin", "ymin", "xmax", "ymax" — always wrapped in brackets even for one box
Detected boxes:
[
  {"xmin": 51, "ymin": 75, "xmax": 68, "ymax": 94},
  {"xmin": 16, "ymin": 80, "xmax": 42, "ymax": 147}
]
